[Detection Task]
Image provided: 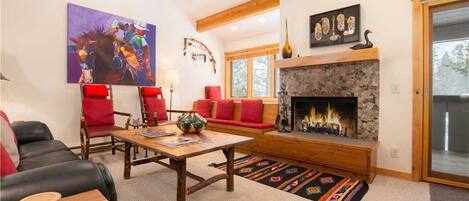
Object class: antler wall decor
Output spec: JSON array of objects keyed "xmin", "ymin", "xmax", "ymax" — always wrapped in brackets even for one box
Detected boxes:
[{"xmin": 183, "ymin": 38, "xmax": 216, "ymax": 74}]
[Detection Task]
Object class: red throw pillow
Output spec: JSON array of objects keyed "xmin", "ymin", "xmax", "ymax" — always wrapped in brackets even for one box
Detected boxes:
[
  {"xmin": 0, "ymin": 144, "xmax": 17, "ymax": 177},
  {"xmin": 82, "ymin": 99, "xmax": 115, "ymax": 126},
  {"xmin": 83, "ymin": 84, "xmax": 109, "ymax": 98},
  {"xmin": 0, "ymin": 111, "xmax": 17, "ymax": 145},
  {"xmin": 196, "ymin": 99, "xmax": 212, "ymax": 118},
  {"xmin": 141, "ymin": 87, "xmax": 162, "ymax": 97},
  {"xmin": 240, "ymin": 99, "xmax": 263, "ymax": 123},
  {"xmin": 205, "ymin": 86, "xmax": 221, "ymax": 101},
  {"xmin": 144, "ymin": 97, "xmax": 168, "ymax": 121},
  {"xmin": 0, "ymin": 111, "xmax": 10, "ymax": 123},
  {"xmin": 215, "ymin": 100, "xmax": 234, "ymax": 120},
  {"xmin": 1, "ymin": 117, "xmax": 19, "ymax": 168}
]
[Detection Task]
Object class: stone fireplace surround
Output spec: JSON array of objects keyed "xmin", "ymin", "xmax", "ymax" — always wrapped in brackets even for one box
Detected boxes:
[{"xmin": 279, "ymin": 60, "xmax": 379, "ymax": 140}]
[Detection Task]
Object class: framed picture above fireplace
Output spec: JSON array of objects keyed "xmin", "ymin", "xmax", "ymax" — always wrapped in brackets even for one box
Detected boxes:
[
  {"xmin": 309, "ymin": 4, "xmax": 360, "ymax": 48},
  {"xmin": 291, "ymin": 97, "xmax": 358, "ymax": 138}
]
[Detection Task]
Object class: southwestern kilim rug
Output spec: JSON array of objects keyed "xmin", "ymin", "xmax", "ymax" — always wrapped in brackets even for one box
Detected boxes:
[{"xmin": 210, "ymin": 155, "xmax": 369, "ymax": 201}]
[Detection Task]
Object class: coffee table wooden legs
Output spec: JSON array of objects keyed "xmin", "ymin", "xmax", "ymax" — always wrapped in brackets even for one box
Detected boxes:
[
  {"xmin": 172, "ymin": 148, "xmax": 234, "ymax": 201},
  {"xmin": 223, "ymin": 147, "xmax": 235, "ymax": 192},
  {"xmin": 172, "ymin": 158, "xmax": 187, "ymax": 201},
  {"xmin": 122, "ymin": 145, "xmax": 236, "ymax": 201},
  {"xmin": 124, "ymin": 142, "xmax": 131, "ymax": 179}
]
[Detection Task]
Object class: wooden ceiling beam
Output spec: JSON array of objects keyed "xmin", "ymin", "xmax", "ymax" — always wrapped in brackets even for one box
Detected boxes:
[{"xmin": 196, "ymin": 0, "xmax": 279, "ymax": 32}]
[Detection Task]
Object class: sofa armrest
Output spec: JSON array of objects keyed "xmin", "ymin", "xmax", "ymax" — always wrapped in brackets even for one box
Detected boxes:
[
  {"xmin": 11, "ymin": 121, "xmax": 54, "ymax": 145},
  {"xmin": 0, "ymin": 160, "xmax": 117, "ymax": 201}
]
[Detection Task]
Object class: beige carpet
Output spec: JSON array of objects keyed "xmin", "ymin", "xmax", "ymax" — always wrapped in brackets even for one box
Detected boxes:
[{"xmin": 91, "ymin": 151, "xmax": 430, "ymax": 201}]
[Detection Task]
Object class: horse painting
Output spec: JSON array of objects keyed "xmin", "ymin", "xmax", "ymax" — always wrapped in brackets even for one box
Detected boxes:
[{"xmin": 67, "ymin": 3, "xmax": 156, "ymax": 86}]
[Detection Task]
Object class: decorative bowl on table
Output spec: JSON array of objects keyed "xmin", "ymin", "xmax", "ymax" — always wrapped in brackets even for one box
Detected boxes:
[{"xmin": 176, "ymin": 112, "xmax": 207, "ymax": 134}]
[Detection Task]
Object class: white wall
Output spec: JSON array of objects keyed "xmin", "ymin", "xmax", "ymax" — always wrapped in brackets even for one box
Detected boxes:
[
  {"xmin": 224, "ymin": 32, "xmax": 279, "ymax": 52},
  {"xmin": 1, "ymin": 0, "xmax": 225, "ymax": 146},
  {"xmin": 281, "ymin": 0, "xmax": 414, "ymax": 173},
  {"xmin": 0, "ymin": 0, "xmax": 3, "ymax": 107}
]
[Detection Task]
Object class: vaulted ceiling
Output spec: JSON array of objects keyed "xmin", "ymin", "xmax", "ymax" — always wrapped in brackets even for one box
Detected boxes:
[
  {"xmin": 174, "ymin": 0, "xmax": 279, "ymax": 42},
  {"xmin": 174, "ymin": 0, "xmax": 247, "ymax": 20}
]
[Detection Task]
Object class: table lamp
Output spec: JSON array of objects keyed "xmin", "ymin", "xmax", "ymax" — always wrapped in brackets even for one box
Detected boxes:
[{"xmin": 165, "ymin": 69, "xmax": 180, "ymax": 120}]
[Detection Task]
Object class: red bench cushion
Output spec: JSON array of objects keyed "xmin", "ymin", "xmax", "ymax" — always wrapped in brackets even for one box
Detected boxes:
[
  {"xmin": 141, "ymin": 87, "xmax": 162, "ymax": 97},
  {"xmin": 215, "ymin": 100, "xmax": 234, "ymax": 120},
  {"xmin": 207, "ymin": 118, "xmax": 274, "ymax": 129},
  {"xmin": 144, "ymin": 97, "xmax": 168, "ymax": 121},
  {"xmin": 82, "ymin": 99, "xmax": 115, "ymax": 126},
  {"xmin": 83, "ymin": 84, "xmax": 109, "ymax": 98},
  {"xmin": 206, "ymin": 118, "xmax": 238, "ymax": 126},
  {"xmin": 196, "ymin": 99, "xmax": 212, "ymax": 118},
  {"xmin": 0, "ymin": 144, "xmax": 17, "ymax": 177},
  {"xmin": 205, "ymin": 86, "xmax": 221, "ymax": 101},
  {"xmin": 240, "ymin": 99, "xmax": 263, "ymax": 123}
]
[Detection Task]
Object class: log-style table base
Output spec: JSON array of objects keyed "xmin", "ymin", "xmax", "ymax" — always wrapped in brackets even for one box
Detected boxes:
[{"xmin": 123, "ymin": 142, "xmax": 235, "ymax": 201}]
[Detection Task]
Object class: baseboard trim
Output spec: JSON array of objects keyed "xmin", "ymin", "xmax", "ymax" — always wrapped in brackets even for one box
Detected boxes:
[{"xmin": 376, "ymin": 168, "xmax": 413, "ymax": 181}]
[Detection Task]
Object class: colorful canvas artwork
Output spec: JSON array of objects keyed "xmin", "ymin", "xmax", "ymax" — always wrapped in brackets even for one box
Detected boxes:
[{"xmin": 67, "ymin": 3, "xmax": 156, "ymax": 86}]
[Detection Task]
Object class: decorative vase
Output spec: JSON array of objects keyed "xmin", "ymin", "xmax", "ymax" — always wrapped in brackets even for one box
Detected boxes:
[
  {"xmin": 282, "ymin": 19, "xmax": 293, "ymax": 59},
  {"xmin": 176, "ymin": 112, "xmax": 207, "ymax": 134}
]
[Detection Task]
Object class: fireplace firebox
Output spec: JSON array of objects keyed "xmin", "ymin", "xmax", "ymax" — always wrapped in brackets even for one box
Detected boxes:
[{"xmin": 291, "ymin": 97, "xmax": 358, "ymax": 138}]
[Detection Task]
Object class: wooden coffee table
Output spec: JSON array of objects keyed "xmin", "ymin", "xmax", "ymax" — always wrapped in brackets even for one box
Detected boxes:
[{"xmin": 111, "ymin": 124, "xmax": 253, "ymax": 201}]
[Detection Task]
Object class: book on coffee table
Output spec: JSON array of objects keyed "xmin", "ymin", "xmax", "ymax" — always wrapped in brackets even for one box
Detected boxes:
[
  {"xmin": 156, "ymin": 136, "xmax": 199, "ymax": 148},
  {"xmin": 136, "ymin": 129, "xmax": 176, "ymax": 138}
]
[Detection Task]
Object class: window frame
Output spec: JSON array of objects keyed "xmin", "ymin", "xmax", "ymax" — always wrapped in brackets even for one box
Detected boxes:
[{"xmin": 225, "ymin": 43, "xmax": 279, "ymax": 102}]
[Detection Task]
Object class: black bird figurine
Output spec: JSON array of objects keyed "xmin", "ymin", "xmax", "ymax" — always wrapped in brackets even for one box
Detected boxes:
[{"xmin": 350, "ymin": 30, "xmax": 373, "ymax": 50}]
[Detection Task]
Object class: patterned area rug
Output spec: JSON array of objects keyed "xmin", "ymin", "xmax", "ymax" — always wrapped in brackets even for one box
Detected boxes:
[{"xmin": 211, "ymin": 155, "xmax": 368, "ymax": 201}]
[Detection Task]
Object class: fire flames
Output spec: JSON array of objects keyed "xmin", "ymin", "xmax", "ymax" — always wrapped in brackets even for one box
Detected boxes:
[{"xmin": 300, "ymin": 103, "xmax": 345, "ymax": 135}]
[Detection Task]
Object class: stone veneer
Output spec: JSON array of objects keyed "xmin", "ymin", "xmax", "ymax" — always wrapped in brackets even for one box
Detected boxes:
[{"xmin": 280, "ymin": 60, "xmax": 379, "ymax": 140}]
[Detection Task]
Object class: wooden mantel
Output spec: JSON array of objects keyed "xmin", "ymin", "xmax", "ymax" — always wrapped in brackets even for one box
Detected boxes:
[{"xmin": 276, "ymin": 48, "xmax": 379, "ymax": 69}]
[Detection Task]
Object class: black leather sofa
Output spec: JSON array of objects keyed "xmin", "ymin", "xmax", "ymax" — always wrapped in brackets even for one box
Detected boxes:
[{"xmin": 0, "ymin": 121, "xmax": 117, "ymax": 201}]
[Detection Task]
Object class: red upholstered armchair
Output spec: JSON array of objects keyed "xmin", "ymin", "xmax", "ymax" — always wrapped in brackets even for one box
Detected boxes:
[
  {"xmin": 80, "ymin": 84, "xmax": 131, "ymax": 160},
  {"xmin": 138, "ymin": 86, "xmax": 191, "ymax": 126}
]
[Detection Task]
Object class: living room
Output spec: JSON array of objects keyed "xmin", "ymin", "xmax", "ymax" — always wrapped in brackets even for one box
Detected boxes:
[{"xmin": 1, "ymin": 0, "xmax": 468, "ymax": 201}]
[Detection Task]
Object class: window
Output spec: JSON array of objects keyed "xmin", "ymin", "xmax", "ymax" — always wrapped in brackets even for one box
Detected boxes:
[
  {"xmin": 225, "ymin": 44, "xmax": 279, "ymax": 101},
  {"xmin": 231, "ymin": 59, "xmax": 248, "ymax": 97},
  {"xmin": 432, "ymin": 38, "xmax": 469, "ymax": 96},
  {"xmin": 252, "ymin": 55, "xmax": 270, "ymax": 97}
]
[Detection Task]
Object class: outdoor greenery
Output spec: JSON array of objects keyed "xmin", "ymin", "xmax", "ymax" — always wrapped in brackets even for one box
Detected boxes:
[
  {"xmin": 252, "ymin": 56, "xmax": 270, "ymax": 97},
  {"xmin": 231, "ymin": 59, "xmax": 248, "ymax": 97},
  {"xmin": 231, "ymin": 56, "xmax": 271, "ymax": 98},
  {"xmin": 432, "ymin": 39, "xmax": 469, "ymax": 95}
]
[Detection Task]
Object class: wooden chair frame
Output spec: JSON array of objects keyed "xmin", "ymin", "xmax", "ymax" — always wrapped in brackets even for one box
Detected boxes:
[
  {"xmin": 80, "ymin": 84, "xmax": 132, "ymax": 160},
  {"xmin": 137, "ymin": 86, "xmax": 192, "ymax": 126}
]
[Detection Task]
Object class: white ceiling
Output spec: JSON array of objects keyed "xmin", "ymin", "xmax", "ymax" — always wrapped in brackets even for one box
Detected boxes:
[
  {"xmin": 210, "ymin": 9, "xmax": 279, "ymax": 42},
  {"xmin": 174, "ymin": 0, "xmax": 247, "ymax": 20},
  {"xmin": 174, "ymin": 0, "xmax": 279, "ymax": 42}
]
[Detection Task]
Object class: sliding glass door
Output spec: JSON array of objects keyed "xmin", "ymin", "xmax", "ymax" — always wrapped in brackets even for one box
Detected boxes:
[{"xmin": 424, "ymin": 0, "xmax": 469, "ymax": 187}]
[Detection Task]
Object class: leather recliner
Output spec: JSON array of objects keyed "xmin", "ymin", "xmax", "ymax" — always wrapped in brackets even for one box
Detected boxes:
[{"xmin": 0, "ymin": 121, "xmax": 117, "ymax": 201}]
